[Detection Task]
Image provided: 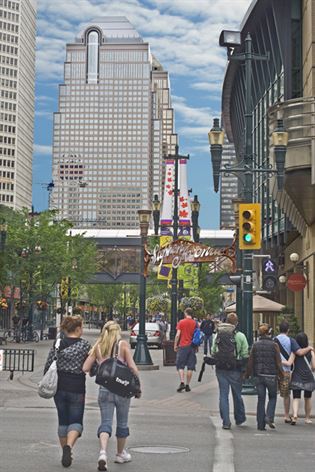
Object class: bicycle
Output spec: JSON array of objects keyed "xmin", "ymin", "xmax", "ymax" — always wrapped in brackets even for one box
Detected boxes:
[
  {"xmin": 3, "ymin": 328, "xmax": 21, "ymax": 343},
  {"xmin": 20, "ymin": 327, "xmax": 39, "ymax": 343}
]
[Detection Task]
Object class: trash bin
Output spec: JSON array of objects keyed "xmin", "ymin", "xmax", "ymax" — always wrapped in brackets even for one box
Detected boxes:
[
  {"xmin": 162, "ymin": 340, "xmax": 176, "ymax": 366},
  {"xmin": 48, "ymin": 327, "xmax": 57, "ymax": 340}
]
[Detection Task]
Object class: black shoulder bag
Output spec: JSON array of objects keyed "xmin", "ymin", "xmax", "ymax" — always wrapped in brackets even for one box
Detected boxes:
[{"xmin": 95, "ymin": 340, "xmax": 140, "ymax": 398}]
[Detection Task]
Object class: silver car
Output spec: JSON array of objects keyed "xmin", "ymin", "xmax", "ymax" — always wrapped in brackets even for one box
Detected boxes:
[{"xmin": 129, "ymin": 322, "xmax": 166, "ymax": 349}]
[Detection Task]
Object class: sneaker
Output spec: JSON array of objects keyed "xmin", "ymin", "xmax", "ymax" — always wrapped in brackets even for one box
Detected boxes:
[
  {"xmin": 177, "ymin": 382, "xmax": 185, "ymax": 392},
  {"xmin": 61, "ymin": 445, "xmax": 72, "ymax": 468},
  {"xmin": 222, "ymin": 424, "xmax": 231, "ymax": 430},
  {"xmin": 115, "ymin": 449, "xmax": 132, "ymax": 464},
  {"xmin": 185, "ymin": 385, "xmax": 191, "ymax": 392},
  {"xmin": 98, "ymin": 451, "xmax": 107, "ymax": 471}
]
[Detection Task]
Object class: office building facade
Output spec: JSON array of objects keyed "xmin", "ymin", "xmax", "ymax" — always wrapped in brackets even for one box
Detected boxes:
[
  {"xmin": 50, "ymin": 17, "xmax": 177, "ymax": 228},
  {"xmin": 222, "ymin": 0, "xmax": 315, "ymax": 343},
  {"xmin": 0, "ymin": 0, "xmax": 36, "ymax": 209}
]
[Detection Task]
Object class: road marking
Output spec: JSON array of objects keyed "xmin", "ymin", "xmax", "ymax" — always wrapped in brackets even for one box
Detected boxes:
[{"xmin": 210, "ymin": 415, "xmax": 235, "ymax": 472}]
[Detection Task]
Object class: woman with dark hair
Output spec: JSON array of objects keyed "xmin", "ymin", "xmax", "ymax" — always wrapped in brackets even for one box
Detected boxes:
[
  {"xmin": 43, "ymin": 315, "xmax": 91, "ymax": 467},
  {"xmin": 282, "ymin": 332, "xmax": 315, "ymax": 425}
]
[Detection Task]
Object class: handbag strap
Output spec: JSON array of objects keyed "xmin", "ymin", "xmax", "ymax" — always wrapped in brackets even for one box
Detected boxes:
[
  {"xmin": 303, "ymin": 352, "xmax": 314, "ymax": 373},
  {"xmin": 274, "ymin": 338, "xmax": 289, "ymax": 360},
  {"xmin": 53, "ymin": 337, "xmax": 61, "ymax": 359}
]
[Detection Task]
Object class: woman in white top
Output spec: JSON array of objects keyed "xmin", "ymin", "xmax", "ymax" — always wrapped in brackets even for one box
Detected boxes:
[{"xmin": 83, "ymin": 321, "xmax": 140, "ymax": 471}]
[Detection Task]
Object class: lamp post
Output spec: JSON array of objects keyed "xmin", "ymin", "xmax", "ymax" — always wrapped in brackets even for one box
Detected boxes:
[
  {"xmin": 133, "ymin": 209, "xmax": 153, "ymax": 365},
  {"xmin": 152, "ymin": 194, "xmax": 161, "ymax": 236},
  {"xmin": 191, "ymin": 195, "xmax": 200, "ymax": 242},
  {"xmin": 0, "ymin": 218, "xmax": 7, "ymax": 252},
  {"xmin": 210, "ymin": 31, "xmax": 288, "ymax": 347}
]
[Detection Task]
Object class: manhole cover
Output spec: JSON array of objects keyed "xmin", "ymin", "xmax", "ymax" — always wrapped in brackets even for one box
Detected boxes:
[{"xmin": 129, "ymin": 446, "xmax": 190, "ymax": 454}]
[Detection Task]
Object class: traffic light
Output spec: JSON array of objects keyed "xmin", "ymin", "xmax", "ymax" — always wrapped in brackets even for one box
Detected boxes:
[
  {"xmin": 239, "ymin": 203, "xmax": 261, "ymax": 250},
  {"xmin": 262, "ymin": 258, "xmax": 277, "ymax": 292}
]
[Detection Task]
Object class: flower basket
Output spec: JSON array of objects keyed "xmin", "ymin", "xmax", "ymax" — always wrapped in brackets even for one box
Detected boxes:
[
  {"xmin": 36, "ymin": 300, "xmax": 48, "ymax": 311},
  {"xmin": 0, "ymin": 297, "xmax": 8, "ymax": 309}
]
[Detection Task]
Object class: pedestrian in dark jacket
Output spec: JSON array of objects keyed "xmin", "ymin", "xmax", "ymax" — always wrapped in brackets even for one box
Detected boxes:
[
  {"xmin": 246, "ymin": 323, "xmax": 283, "ymax": 431},
  {"xmin": 200, "ymin": 313, "xmax": 215, "ymax": 355},
  {"xmin": 44, "ymin": 315, "xmax": 91, "ymax": 468}
]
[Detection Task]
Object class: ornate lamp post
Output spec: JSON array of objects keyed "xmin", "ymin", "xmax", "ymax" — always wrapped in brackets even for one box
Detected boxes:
[
  {"xmin": 133, "ymin": 209, "xmax": 153, "ymax": 365},
  {"xmin": 208, "ymin": 119, "xmax": 225, "ymax": 192},
  {"xmin": 152, "ymin": 194, "xmax": 161, "ymax": 236},
  {"xmin": 272, "ymin": 119, "xmax": 289, "ymax": 190},
  {"xmin": 191, "ymin": 195, "xmax": 200, "ymax": 243},
  {"xmin": 0, "ymin": 218, "xmax": 7, "ymax": 252}
]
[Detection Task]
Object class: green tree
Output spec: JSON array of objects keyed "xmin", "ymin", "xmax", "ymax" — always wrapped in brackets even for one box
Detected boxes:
[
  {"xmin": 86, "ymin": 284, "xmax": 123, "ymax": 319},
  {"xmin": 196, "ymin": 265, "xmax": 225, "ymax": 315},
  {"xmin": 0, "ymin": 207, "xmax": 96, "ymax": 316}
]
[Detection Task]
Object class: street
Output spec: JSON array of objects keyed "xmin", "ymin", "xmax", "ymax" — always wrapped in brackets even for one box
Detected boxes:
[{"xmin": 1, "ymin": 329, "xmax": 315, "ymax": 472}]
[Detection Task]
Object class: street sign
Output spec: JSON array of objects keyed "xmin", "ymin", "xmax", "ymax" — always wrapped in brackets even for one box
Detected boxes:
[{"xmin": 287, "ymin": 273, "xmax": 307, "ymax": 292}]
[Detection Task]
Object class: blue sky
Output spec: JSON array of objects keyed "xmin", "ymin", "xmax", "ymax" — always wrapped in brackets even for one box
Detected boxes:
[{"xmin": 33, "ymin": 0, "xmax": 252, "ymax": 229}]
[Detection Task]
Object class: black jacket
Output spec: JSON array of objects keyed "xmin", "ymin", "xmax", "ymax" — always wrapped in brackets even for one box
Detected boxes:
[{"xmin": 247, "ymin": 336, "xmax": 282, "ymax": 377}]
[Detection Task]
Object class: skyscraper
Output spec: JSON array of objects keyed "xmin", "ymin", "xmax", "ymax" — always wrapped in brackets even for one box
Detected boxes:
[
  {"xmin": 0, "ymin": 0, "xmax": 36, "ymax": 210},
  {"xmin": 50, "ymin": 17, "xmax": 177, "ymax": 228}
]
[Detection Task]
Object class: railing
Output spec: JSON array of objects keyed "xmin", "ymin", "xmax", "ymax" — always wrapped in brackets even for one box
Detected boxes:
[{"xmin": 0, "ymin": 348, "xmax": 35, "ymax": 379}]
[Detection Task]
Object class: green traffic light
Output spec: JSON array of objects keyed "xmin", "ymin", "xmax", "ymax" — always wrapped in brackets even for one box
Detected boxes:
[{"xmin": 243, "ymin": 233, "xmax": 253, "ymax": 243}]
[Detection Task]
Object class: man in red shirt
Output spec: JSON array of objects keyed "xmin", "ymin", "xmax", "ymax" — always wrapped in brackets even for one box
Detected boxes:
[{"xmin": 174, "ymin": 308, "xmax": 197, "ymax": 392}]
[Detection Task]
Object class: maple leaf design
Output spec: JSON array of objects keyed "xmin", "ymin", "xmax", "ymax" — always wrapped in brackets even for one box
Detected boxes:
[
  {"xmin": 167, "ymin": 178, "xmax": 172, "ymax": 182},
  {"xmin": 179, "ymin": 210, "xmax": 188, "ymax": 217},
  {"xmin": 168, "ymin": 190, "xmax": 173, "ymax": 195},
  {"xmin": 179, "ymin": 196, "xmax": 185, "ymax": 202},
  {"xmin": 181, "ymin": 202, "xmax": 188, "ymax": 208}
]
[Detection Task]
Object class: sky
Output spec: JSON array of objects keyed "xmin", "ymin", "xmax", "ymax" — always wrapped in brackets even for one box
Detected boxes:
[{"xmin": 33, "ymin": 0, "xmax": 252, "ymax": 229}]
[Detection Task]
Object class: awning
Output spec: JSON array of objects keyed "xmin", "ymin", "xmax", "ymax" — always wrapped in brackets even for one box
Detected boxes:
[{"xmin": 225, "ymin": 294, "xmax": 285, "ymax": 313}]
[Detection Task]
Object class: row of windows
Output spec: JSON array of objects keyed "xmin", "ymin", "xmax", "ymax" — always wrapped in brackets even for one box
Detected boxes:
[
  {"xmin": 0, "ymin": 43, "xmax": 17, "ymax": 55},
  {"xmin": 0, "ymin": 54, "xmax": 17, "ymax": 66},
  {"xmin": 0, "ymin": 89, "xmax": 15, "ymax": 99},
  {"xmin": 0, "ymin": 147, "xmax": 15, "ymax": 156},
  {"xmin": 0, "ymin": 101, "xmax": 16, "ymax": 110},
  {"xmin": 0, "ymin": 31, "xmax": 18, "ymax": 44},
  {"xmin": 0, "ymin": 112, "xmax": 15, "ymax": 121},
  {"xmin": 0, "ymin": 123, "xmax": 15, "ymax": 132},
  {"xmin": 1, "ymin": 77, "xmax": 16, "ymax": 88},
  {"xmin": 1, "ymin": 181, "xmax": 13, "ymax": 190},
  {"xmin": 0, "ymin": 66, "xmax": 17, "ymax": 77},
  {"xmin": 0, "ymin": 0, "xmax": 20, "ymax": 11},
  {"xmin": 0, "ymin": 157, "xmax": 14, "ymax": 165},
  {"xmin": 0, "ymin": 169, "xmax": 14, "ymax": 178},
  {"xmin": 0, "ymin": 9, "xmax": 19, "ymax": 22},
  {"xmin": 0, "ymin": 135, "xmax": 15, "ymax": 144},
  {"xmin": 0, "ymin": 192, "xmax": 13, "ymax": 202},
  {"xmin": 0, "ymin": 21, "xmax": 18, "ymax": 33}
]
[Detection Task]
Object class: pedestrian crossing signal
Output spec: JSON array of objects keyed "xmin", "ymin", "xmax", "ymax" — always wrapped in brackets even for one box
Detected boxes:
[{"xmin": 239, "ymin": 203, "xmax": 261, "ymax": 250}]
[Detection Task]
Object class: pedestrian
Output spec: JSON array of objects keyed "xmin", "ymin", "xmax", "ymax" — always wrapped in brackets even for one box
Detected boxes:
[
  {"xmin": 43, "ymin": 315, "xmax": 91, "ymax": 468},
  {"xmin": 174, "ymin": 307, "xmax": 197, "ymax": 392},
  {"xmin": 200, "ymin": 313, "xmax": 215, "ymax": 356},
  {"xmin": 83, "ymin": 320, "xmax": 141, "ymax": 471},
  {"xmin": 211, "ymin": 312, "xmax": 248, "ymax": 429},
  {"xmin": 246, "ymin": 323, "xmax": 284, "ymax": 431},
  {"xmin": 282, "ymin": 332, "xmax": 315, "ymax": 425},
  {"xmin": 274, "ymin": 320, "xmax": 314, "ymax": 423}
]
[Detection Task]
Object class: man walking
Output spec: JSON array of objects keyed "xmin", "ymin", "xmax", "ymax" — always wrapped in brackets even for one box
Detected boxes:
[
  {"xmin": 275, "ymin": 320, "xmax": 314, "ymax": 423},
  {"xmin": 212, "ymin": 312, "xmax": 248, "ymax": 429},
  {"xmin": 174, "ymin": 307, "xmax": 197, "ymax": 392},
  {"xmin": 200, "ymin": 313, "xmax": 215, "ymax": 356}
]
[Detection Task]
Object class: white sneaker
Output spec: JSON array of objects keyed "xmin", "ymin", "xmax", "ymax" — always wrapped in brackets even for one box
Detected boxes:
[
  {"xmin": 115, "ymin": 450, "xmax": 132, "ymax": 464},
  {"xmin": 98, "ymin": 451, "xmax": 107, "ymax": 471}
]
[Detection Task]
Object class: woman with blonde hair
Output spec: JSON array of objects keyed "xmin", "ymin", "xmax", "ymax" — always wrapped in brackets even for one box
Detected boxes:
[
  {"xmin": 83, "ymin": 320, "xmax": 140, "ymax": 471},
  {"xmin": 43, "ymin": 315, "xmax": 91, "ymax": 468}
]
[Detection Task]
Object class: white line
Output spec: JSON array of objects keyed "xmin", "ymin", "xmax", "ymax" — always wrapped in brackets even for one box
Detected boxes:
[{"xmin": 210, "ymin": 415, "xmax": 235, "ymax": 472}]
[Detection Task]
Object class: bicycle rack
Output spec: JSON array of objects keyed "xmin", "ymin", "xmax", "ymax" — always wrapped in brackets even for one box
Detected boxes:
[{"xmin": 0, "ymin": 348, "xmax": 35, "ymax": 379}]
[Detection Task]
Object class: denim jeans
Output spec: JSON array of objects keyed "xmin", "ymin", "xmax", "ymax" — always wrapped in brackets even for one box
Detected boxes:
[
  {"xmin": 216, "ymin": 369, "xmax": 246, "ymax": 427},
  {"xmin": 98, "ymin": 387, "xmax": 131, "ymax": 438},
  {"xmin": 54, "ymin": 390, "xmax": 85, "ymax": 437},
  {"xmin": 203, "ymin": 334, "xmax": 213, "ymax": 356},
  {"xmin": 256, "ymin": 375, "xmax": 278, "ymax": 429}
]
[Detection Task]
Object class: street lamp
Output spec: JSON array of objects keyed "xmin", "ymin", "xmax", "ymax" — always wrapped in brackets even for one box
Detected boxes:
[
  {"xmin": 152, "ymin": 194, "xmax": 161, "ymax": 236},
  {"xmin": 208, "ymin": 119, "xmax": 224, "ymax": 192},
  {"xmin": 191, "ymin": 195, "xmax": 200, "ymax": 242},
  {"xmin": 0, "ymin": 218, "xmax": 7, "ymax": 252},
  {"xmin": 133, "ymin": 209, "xmax": 153, "ymax": 365}
]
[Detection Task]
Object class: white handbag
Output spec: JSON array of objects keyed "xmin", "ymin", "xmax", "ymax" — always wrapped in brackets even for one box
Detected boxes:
[{"xmin": 38, "ymin": 338, "xmax": 61, "ymax": 399}]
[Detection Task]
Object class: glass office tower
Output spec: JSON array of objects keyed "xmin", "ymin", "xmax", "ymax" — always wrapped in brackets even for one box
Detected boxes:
[{"xmin": 50, "ymin": 17, "xmax": 177, "ymax": 228}]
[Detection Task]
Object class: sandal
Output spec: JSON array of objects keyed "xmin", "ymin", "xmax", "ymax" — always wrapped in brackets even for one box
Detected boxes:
[
  {"xmin": 290, "ymin": 417, "xmax": 297, "ymax": 425},
  {"xmin": 284, "ymin": 417, "xmax": 292, "ymax": 424},
  {"xmin": 305, "ymin": 419, "xmax": 313, "ymax": 424}
]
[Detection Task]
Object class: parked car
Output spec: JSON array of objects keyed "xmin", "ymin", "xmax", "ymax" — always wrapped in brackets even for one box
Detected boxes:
[{"xmin": 129, "ymin": 322, "xmax": 166, "ymax": 349}]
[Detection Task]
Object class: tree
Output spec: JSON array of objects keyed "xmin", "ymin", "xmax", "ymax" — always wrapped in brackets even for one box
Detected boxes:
[
  {"xmin": 196, "ymin": 265, "xmax": 225, "ymax": 315},
  {"xmin": 86, "ymin": 284, "xmax": 123, "ymax": 319},
  {"xmin": 0, "ymin": 207, "xmax": 96, "ymax": 318}
]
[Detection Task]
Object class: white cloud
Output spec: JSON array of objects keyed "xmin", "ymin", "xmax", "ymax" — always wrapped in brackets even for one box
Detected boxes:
[
  {"xmin": 179, "ymin": 126, "xmax": 210, "ymax": 138},
  {"xmin": 34, "ymin": 144, "xmax": 52, "ymax": 156}
]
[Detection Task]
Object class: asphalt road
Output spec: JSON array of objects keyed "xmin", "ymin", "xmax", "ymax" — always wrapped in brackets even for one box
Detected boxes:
[{"xmin": 1, "ymin": 328, "xmax": 315, "ymax": 472}]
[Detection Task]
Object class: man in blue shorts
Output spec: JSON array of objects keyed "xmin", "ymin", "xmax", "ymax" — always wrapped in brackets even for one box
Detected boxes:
[{"xmin": 174, "ymin": 308, "xmax": 197, "ymax": 392}]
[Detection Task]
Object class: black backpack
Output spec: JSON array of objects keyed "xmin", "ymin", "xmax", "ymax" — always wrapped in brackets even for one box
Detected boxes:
[{"xmin": 213, "ymin": 327, "xmax": 237, "ymax": 370}]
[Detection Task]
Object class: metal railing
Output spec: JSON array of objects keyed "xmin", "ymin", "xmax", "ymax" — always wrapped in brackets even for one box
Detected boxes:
[{"xmin": 0, "ymin": 348, "xmax": 35, "ymax": 379}]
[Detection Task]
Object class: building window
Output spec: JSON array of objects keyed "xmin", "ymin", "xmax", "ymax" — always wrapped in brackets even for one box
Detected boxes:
[{"xmin": 87, "ymin": 30, "xmax": 99, "ymax": 84}]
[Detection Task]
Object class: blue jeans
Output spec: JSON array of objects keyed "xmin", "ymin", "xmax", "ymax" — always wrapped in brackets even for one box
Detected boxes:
[
  {"xmin": 98, "ymin": 387, "xmax": 131, "ymax": 438},
  {"xmin": 216, "ymin": 369, "xmax": 246, "ymax": 427},
  {"xmin": 256, "ymin": 375, "xmax": 278, "ymax": 429},
  {"xmin": 203, "ymin": 334, "xmax": 213, "ymax": 356},
  {"xmin": 54, "ymin": 390, "xmax": 85, "ymax": 437}
]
